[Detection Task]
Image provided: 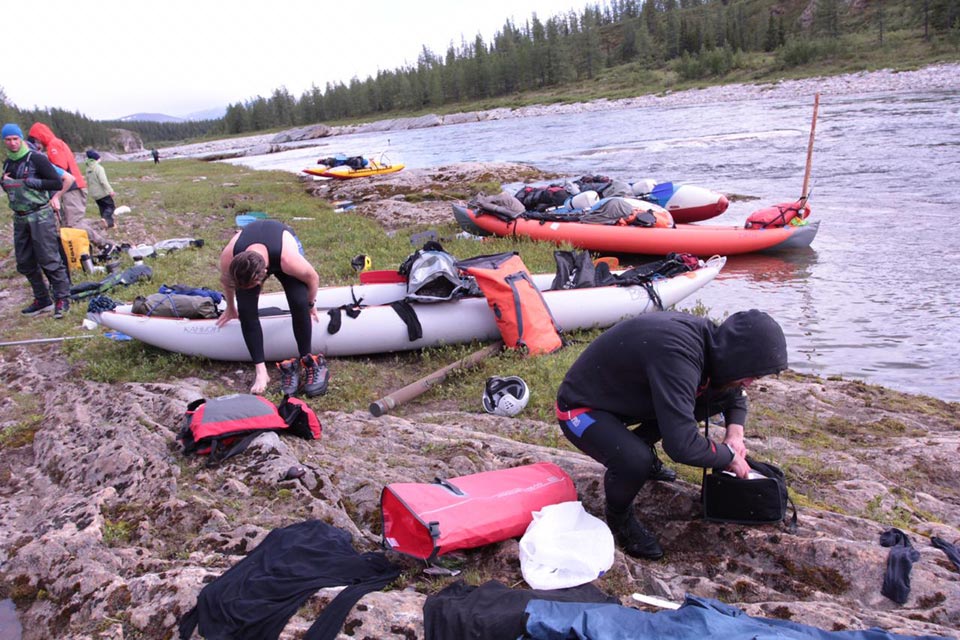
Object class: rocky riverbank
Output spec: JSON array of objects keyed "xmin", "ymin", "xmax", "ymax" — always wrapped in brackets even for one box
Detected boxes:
[
  {"xmin": 121, "ymin": 62, "xmax": 960, "ymax": 164},
  {"xmin": 0, "ymin": 161, "xmax": 958, "ymax": 638},
  {"xmin": 1, "ymin": 66, "xmax": 958, "ymax": 639},
  {"xmin": 0, "ymin": 354, "xmax": 957, "ymax": 638}
]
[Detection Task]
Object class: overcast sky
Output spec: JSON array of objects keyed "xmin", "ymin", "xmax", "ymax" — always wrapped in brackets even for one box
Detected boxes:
[{"xmin": 2, "ymin": 0, "xmax": 584, "ymax": 121}]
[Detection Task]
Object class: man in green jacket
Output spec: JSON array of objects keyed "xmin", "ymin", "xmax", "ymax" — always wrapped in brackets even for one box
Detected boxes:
[
  {"xmin": 84, "ymin": 150, "xmax": 117, "ymax": 228},
  {"xmin": 2, "ymin": 123, "xmax": 72, "ymax": 318}
]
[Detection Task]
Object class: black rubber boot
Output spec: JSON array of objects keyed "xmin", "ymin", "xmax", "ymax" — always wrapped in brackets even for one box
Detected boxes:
[
  {"xmin": 605, "ymin": 507, "xmax": 664, "ymax": 560},
  {"xmin": 651, "ymin": 453, "xmax": 677, "ymax": 482}
]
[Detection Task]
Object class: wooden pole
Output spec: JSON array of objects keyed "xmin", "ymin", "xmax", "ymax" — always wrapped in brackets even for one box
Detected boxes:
[
  {"xmin": 801, "ymin": 93, "xmax": 821, "ymax": 201},
  {"xmin": 0, "ymin": 335, "xmax": 96, "ymax": 348},
  {"xmin": 369, "ymin": 341, "xmax": 503, "ymax": 417}
]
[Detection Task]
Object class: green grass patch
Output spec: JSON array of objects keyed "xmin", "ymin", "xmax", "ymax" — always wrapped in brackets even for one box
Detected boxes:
[{"xmin": 0, "ymin": 393, "xmax": 45, "ymax": 449}]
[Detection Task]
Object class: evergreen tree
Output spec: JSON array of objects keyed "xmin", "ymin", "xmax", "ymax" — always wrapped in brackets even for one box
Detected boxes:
[
  {"xmin": 641, "ymin": 0, "xmax": 660, "ymax": 41},
  {"xmin": 576, "ymin": 8, "xmax": 604, "ymax": 79},
  {"xmin": 764, "ymin": 12, "xmax": 779, "ymax": 51},
  {"xmin": 270, "ymin": 87, "xmax": 296, "ymax": 127},
  {"xmin": 619, "ymin": 18, "xmax": 640, "ymax": 61},
  {"xmin": 663, "ymin": 0, "xmax": 682, "ymax": 58},
  {"xmin": 545, "ymin": 16, "xmax": 575, "ymax": 85},
  {"xmin": 530, "ymin": 14, "xmax": 549, "ymax": 87},
  {"xmin": 815, "ymin": 0, "xmax": 841, "ymax": 38}
]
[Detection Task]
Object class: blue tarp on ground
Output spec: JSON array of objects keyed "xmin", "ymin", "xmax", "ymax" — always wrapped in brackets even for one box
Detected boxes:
[{"xmin": 523, "ymin": 594, "xmax": 952, "ymax": 640}]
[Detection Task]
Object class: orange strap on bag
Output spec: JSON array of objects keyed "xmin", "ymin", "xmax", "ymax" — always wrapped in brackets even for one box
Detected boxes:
[{"xmin": 458, "ymin": 252, "xmax": 563, "ymax": 355}]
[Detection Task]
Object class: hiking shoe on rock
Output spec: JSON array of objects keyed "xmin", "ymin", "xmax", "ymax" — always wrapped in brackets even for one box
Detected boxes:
[
  {"xmin": 277, "ymin": 358, "xmax": 301, "ymax": 396},
  {"xmin": 651, "ymin": 454, "xmax": 677, "ymax": 482},
  {"xmin": 606, "ymin": 507, "xmax": 664, "ymax": 560},
  {"xmin": 22, "ymin": 299, "xmax": 54, "ymax": 317},
  {"xmin": 301, "ymin": 354, "xmax": 330, "ymax": 398},
  {"xmin": 53, "ymin": 298, "xmax": 70, "ymax": 319}
]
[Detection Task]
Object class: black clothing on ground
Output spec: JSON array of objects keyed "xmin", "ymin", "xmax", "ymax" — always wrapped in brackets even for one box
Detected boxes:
[
  {"xmin": 931, "ymin": 536, "xmax": 960, "ymax": 572},
  {"xmin": 879, "ymin": 527, "xmax": 921, "ymax": 605},
  {"xmin": 232, "ymin": 220, "xmax": 312, "ymax": 363},
  {"xmin": 422, "ymin": 579, "xmax": 618, "ymax": 640},
  {"xmin": 178, "ymin": 520, "xmax": 400, "ymax": 640}
]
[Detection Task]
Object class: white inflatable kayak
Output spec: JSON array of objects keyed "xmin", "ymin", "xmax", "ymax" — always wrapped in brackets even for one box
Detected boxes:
[{"xmin": 95, "ymin": 257, "xmax": 725, "ymax": 361}]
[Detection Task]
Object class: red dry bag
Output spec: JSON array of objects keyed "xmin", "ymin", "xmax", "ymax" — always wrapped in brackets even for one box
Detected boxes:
[{"xmin": 380, "ymin": 462, "xmax": 577, "ymax": 561}]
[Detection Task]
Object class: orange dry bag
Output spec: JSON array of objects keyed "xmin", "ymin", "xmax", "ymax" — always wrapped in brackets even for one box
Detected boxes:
[{"xmin": 458, "ymin": 252, "xmax": 563, "ymax": 356}]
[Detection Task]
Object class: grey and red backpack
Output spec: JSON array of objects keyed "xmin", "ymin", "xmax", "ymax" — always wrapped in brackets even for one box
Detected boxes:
[{"xmin": 178, "ymin": 394, "xmax": 321, "ymax": 466}]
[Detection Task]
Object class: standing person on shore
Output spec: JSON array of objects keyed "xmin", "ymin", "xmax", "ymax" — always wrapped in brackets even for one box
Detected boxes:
[
  {"xmin": 84, "ymin": 150, "xmax": 117, "ymax": 228},
  {"xmin": 151, "ymin": 148, "xmax": 159, "ymax": 164},
  {"xmin": 216, "ymin": 219, "xmax": 328, "ymax": 397},
  {"xmin": 1, "ymin": 123, "xmax": 72, "ymax": 318},
  {"xmin": 555, "ymin": 310, "xmax": 788, "ymax": 560},
  {"xmin": 27, "ymin": 123, "xmax": 112, "ymax": 250}
]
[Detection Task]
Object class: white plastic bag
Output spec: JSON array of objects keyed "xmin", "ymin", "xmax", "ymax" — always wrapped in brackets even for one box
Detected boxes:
[{"xmin": 519, "ymin": 501, "xmax": 615, "ymax": 590}]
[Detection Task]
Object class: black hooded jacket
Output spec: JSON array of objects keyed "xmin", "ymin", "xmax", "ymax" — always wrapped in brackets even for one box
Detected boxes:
[{"xmin": 557, "ymin": 310, "xmax": 787, "ymax": 469}]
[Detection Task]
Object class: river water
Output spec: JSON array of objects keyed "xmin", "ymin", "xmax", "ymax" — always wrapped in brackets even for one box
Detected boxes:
[{"xmin": 225, "ymin": 90, "xmax": 960, "ymax": 402}]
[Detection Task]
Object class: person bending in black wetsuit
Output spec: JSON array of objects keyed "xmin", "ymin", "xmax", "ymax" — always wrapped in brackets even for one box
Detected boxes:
[
  {"xmin": 217, "ymin": 219, "xmax": 328, "ymax": 397},
  {"xmin": 556, "ymin": 309, "xmax": 787, "ymax": 560}
]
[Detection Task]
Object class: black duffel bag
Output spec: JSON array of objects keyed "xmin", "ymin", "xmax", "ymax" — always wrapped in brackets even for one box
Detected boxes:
[{"xmin": 702, "ymin": 457, "xmax": 797, "ymax": 530}]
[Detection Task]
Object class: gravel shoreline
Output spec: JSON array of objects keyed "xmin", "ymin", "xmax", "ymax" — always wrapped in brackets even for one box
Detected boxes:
[{"xmin": 125, "ymin": 62, "xmax": 960, "ymax": 162}]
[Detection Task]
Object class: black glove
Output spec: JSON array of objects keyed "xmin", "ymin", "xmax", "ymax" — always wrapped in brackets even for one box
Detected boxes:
[{"xmin": 23, "ymin": 177, "xmax": 43, "ymax": 189}]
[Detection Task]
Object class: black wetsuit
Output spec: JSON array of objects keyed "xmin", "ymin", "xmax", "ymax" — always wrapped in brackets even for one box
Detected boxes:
[
  {"xmin": 233, "ymin": 220, "xmax": 311, "ymax": 363},
  {"xmin": 556, "ymin": 310, "xmax": 787, "ymax": 512}
]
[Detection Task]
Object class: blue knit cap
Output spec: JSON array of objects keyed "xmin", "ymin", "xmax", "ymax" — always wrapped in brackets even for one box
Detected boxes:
[{"xmin": 1, "ymin": 123, "xmax": 24, "ymax": 139}]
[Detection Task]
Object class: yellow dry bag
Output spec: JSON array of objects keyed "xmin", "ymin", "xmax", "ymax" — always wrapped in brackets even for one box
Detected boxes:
[{"xmin": 60, "ymin": 227, "xmax": 91, "ymax": 271}]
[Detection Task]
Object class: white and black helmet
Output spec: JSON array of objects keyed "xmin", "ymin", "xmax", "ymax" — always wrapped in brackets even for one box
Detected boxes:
[{"xmin": 482, "ymin": 376, "xmax": 530, "ymax": 417}]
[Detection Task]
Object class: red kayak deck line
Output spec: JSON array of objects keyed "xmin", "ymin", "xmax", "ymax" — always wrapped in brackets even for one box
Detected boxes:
[{"xmin": 453, "ymin": 205, "xmax": 818, "ymax": 256}]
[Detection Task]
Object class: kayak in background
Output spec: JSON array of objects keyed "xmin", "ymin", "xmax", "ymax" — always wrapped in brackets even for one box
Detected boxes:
[
  {"xmin": 453, "ymin": 199, "xmax": 817, "ymax": 257},
  {"xmin": 632, "ymin": 180, "xmax": 729, "ymax": 223},
  {"xmin": 303, "ymin": 153, "xmax": 404, "ymax": 179},
  {"xmin": 514, "ymin": 177, "xmax": 729, "ymax": 224}
]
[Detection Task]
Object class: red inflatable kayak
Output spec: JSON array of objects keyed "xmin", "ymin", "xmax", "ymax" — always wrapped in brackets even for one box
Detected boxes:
[{"xmin": 452, "ymin": 203, "xmax": 818, "ymax": 257}]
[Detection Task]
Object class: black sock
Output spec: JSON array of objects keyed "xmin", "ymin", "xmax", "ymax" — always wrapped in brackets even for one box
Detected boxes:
[
  {"xmin": 931, "ymin": 536, "xmax": 960, "ymax": 572},
  {"xmin": 879, "ymin": 528, "xmax": 920, "ymax": 604}
]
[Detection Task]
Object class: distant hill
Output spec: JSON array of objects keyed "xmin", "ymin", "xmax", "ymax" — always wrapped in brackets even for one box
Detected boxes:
[
  {"xmin": 115, "ymin": 107, "xmax": 225, "ymax": 123},
  {"xmin": 183, "ymin": 106, "xmax": 226, "ymax": 121},
  {"xmin": 117, "ymin": 113, "xmax": 184, "ymax": 123}
]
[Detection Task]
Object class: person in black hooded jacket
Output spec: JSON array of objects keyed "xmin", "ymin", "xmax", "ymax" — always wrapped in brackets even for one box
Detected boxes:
[{"xmin": 556, "ymin": 309, "xmax": 788, "ymax": 560}]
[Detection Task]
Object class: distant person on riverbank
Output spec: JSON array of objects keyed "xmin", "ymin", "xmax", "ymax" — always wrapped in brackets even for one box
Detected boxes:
[
  {"xmin": 216, "ymin": 219, "xmax": 328, "ymax": 397},
  {"xmin": 27, "ymin": 123, "xmax": 112, "ymax": 250},
  {"xmin": 555, "ymin": 310, "xmax": 788, "ymax": 560},
  {"xmin": 2, "ymin": 123, "xmax": 72, "ymax": 318},
  {"xmin": 151, "ymin": 148, "xmax": 159, "ymax": 164},
  {"xmin": 84, "ymin": 150, "xmax": 117, "ymax": 229}
]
